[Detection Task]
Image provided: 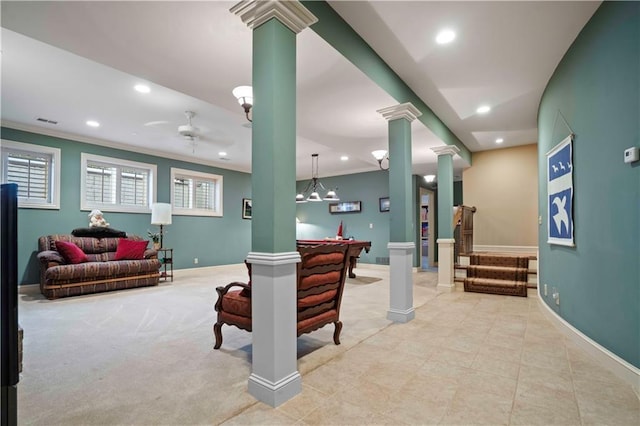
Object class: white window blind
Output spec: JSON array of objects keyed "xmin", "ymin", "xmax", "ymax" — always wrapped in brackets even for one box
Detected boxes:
[
  {"xmin": 81, "ymin": 153, "xmax": 156, "ymax": 213},
  {"xmin": 1, "ymin": 140, "xmax": 61, "ymax": 209},
  {"xmin": 171, "ymin": 168, "xmax": 222, "ymax": 217}
]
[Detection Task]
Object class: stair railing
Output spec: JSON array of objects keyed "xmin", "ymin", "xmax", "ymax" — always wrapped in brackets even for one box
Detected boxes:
[{"xmin": 453, "ymin": 205, "xmax": 476, "ymax": 263}]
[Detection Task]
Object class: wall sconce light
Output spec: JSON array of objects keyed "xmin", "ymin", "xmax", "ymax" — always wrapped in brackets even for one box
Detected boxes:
[
  {"xmin": 151, "ymin": 203, "xmax": 172, "ymax": 248},
  {"xmin": 424, "ymin": 174, "xmax": 436, "ymax": 183},
  {"xmin": 372, "ymin": 150, "xmax": 389, "ymax": 171},
  {"xmin": 232, "ymin": 85, "xmax": 253, "ymax": 122}
]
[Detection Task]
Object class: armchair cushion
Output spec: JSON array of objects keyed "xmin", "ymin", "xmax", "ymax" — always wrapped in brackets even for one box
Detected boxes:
[
  {"xmin": 55, "ymin": 241, "xmax": 89, "ymax": 264},
  {"xmin": 214, "ymin": 243, "xmax": 350, "ymax": 349}
]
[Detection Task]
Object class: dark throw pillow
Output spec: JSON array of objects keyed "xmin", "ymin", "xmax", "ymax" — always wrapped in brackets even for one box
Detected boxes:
[
  {"xmin": 71, "ymin": 227, "xmax": 127, "ymax": 238},
  {"xmin": 114, "ymin": 238, "xmax": 148, "ymax": 260},
  {"xmin": 55, "ymin": 241, "xmax": 89, "ymax": 264}
]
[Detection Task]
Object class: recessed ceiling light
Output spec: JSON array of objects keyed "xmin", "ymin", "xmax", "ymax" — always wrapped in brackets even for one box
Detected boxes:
[
  {"xmin": 340, "ymin": 155, "xmax": 349, "ymax": 161},
  {"xmin": 476, "ymin": 105, "xmax": 491, "ymax": 114},
  {"xmin": 495, "ymin": 138, "xmax": 504, "ymax": 144},
  {"xmin": 86, "ymin": 120, "xmax": 100, "ymax": 127},
  {"xmin": 218, "ymin": 151, "xmax": 227, "ymax": 157},
  {"xmin": 436, "ymin": 29, "xmax": 456, "ymax": 45},
  {"xmin": 134, "ymin": 84, "xmax": 150, "ymax": 94}
]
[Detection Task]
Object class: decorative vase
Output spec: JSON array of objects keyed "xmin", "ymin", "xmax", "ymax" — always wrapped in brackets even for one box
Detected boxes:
[{"xmin": 153, "ymin": 242, "xmax": 161, "ymax": 250}]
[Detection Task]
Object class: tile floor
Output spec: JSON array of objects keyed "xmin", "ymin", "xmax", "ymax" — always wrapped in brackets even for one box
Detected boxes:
[{"xmin": 17, "ymin": 264, "xmax": 639, "ymax": 425}]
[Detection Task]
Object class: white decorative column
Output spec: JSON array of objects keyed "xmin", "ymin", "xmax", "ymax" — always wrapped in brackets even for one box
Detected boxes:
[
  {"xmin": 245, "ymin": 252, "xmax": 301, "ymax": 406},
  {"xmin": 431, "ymin": 145, "xmax": 460, "ymax": 292},
  {"xmin": 378, "ymin": 103, "xmax": 422, "ymax": 322},
  {"xmin": 435, "ymin": 238, "xmax": 456, "ymax": 291},
  {"xmin": 387, "ymin": 242, "xmax": 416, "ymax": 322},
  {"xmin": 232, "ymin": 0, "xmax": 317, "ymax": 407}
]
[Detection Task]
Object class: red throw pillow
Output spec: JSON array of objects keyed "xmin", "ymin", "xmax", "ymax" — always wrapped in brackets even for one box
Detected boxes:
[
  {"xmin": 114, "ymin": 238, "xmax": 148, "ymax": 260},
  {"xmin": 55, "ymin": 241, "xmax": 89, "ymax": 264}
]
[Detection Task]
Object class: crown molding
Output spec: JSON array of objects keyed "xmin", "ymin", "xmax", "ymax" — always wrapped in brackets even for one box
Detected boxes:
[
  {"xmin": 376, "ymin": 102, "xmax": 422, "ymax": 122},
  {"xmin": 431, "ymin": 145, "xmax": 461, "ymax": 157},
  {"xmin": 1, "ymin": 120, "xmax": 249, "ymax": 174},
  {"xmin": 231, "ymin": 0, "xmax": 317, "ymax": 34}
]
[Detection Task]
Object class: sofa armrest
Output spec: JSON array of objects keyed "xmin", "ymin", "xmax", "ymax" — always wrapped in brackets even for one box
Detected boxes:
[
  {"xmin": 144, "ymin": 249, "xmax": 158, "ymax": 259},
  {"xmin": 37, "ymin": 250, "xmax": 65, "ymax": 266},
  {"xmin": 214, "ymin": 282, "xmax": 250, "ymax": 312}
]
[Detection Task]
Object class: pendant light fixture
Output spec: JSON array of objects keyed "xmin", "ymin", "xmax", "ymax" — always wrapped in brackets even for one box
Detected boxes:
[{"xmin": 296, "ymin": 154, "xmax": 339, "ymax": 203}]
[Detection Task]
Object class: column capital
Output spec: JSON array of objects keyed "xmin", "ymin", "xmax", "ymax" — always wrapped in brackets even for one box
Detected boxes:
[
  {"xmin": 231, "ymin": 0, "xmax": 318, "ymax": 34},
  {"xmin": 431, "ymin": 145, "xmax": 460, "ymax": 157},
  {"xmin": 377, "ymin": 102, "xmax": 422, "ymax": 122}
]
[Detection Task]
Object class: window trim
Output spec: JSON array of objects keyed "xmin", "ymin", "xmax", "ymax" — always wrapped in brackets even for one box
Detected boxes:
[
  {"xmin": 81, "ymin": 153, "xmax": 157, "ymax": 213},
  {"xmin": 1, "ymin": 139, "xmax": 61, "ymax": 209},
  {"xmin": 170, "ymin": 167, "xmax": 223, "ymax": 217}
]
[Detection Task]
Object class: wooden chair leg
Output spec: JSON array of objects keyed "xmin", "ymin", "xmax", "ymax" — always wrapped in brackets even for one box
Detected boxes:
[
  {"xmin": 213, "ymin": 322, "xmax": 223, "ymax": 349},
  {"xmin": 333, "ymin": 321, "xmax": 343, "ymax": 345}
]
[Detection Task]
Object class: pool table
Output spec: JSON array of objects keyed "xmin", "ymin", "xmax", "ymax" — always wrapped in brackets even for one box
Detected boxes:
[{"xmin": 297, "ymin": 239, "xmax": 372, "ymax": 278}]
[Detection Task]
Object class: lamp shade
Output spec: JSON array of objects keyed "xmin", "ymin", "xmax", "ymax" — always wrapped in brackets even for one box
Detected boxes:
[
  {"xmin": 371, "ymin": 150, "xmax": 388, "ymax": 161},
  {"xmin": 232, "ymin": 85, "xmax": 253, "ymax": 106},
  {"xmin": 151, "ymin": 203, "xmax": 172, "ymax": 225}
]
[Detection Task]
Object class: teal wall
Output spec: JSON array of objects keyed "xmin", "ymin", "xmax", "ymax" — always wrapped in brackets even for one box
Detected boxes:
[
  {"xmin": 295, "ymin": 170, "xmax": 391, "ymax": 266},
  {"xmin": 2, "ymin": 127, "xmax": 252, "ymax": 284},
  {"xmin": 537, "ymin": 2, "xmax": 639, "ymax": 367}
]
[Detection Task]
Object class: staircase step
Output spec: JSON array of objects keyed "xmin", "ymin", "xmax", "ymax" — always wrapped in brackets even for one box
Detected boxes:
[
  {"xmin": 466, "ymin": 265, "xmax": 528, "ymax": 282},
  {"xmin": 469, "ymin": 253, "xmax": 529, "ymax": 269},
  {"xmin": 464, "ymin": 278, "xmax": 527, "ymax": 297}
]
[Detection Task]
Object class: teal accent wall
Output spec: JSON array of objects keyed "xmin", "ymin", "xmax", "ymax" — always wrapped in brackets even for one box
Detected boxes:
[
  {"xmin": 301, "ymin": 1, "xmax": 471, "ymax": 165},
  {"xmin": 296, "ymin": 171, "xmax": 391, "ymax": 265},
  {"xmin": 537, "ymin": 2, "xmax": 639, "ymax": 367},
  {"xmin": 2, "ymin": 127, "xmax": 252, "ymax": 285}
]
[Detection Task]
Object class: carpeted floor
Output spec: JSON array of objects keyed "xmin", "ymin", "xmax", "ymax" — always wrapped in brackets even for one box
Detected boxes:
[{"xmin": 17, "ymin": 264, "xmax": 639, "ymax": 425}]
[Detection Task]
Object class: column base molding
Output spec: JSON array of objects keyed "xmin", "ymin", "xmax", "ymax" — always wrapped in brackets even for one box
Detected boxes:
[
  {"xmin": 387, "ymin": 307, "xmax": 415, "ymax": 323},
  {"xmin": 248, "ymin": 371, "xmax": 302, "ymax": 407}
]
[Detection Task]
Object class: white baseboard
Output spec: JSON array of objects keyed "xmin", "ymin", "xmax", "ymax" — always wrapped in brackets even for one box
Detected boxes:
[
  {"xmin": 473, "ymin": 245, "xmax": 538, "ymax": 255},
  {"xmin": 538, "ymin": 290, "xmax": 640, "ymax": 391}
]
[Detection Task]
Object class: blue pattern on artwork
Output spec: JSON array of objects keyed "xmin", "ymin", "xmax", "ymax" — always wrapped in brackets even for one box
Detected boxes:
[
  {"xmin": 549, "ymin": 188, "xmax": 573, "ymax": 238},
  {"xmin": 548, "ymin": 143, "xmax": 572, "ymax": 181}
]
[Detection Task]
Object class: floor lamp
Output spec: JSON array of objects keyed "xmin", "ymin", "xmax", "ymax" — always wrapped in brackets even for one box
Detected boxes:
[{"xmin": 151, "ymin": 203, "xmax": 172, "ymax": 248}]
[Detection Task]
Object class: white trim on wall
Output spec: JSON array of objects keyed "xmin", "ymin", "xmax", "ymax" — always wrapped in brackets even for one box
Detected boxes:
[
  {"xmin": 538, "ymin": 287, "xmax": 640, "ymax": 391},
  {"xmin": 473, "ymin": 245, "xmax": 538, "ymax": 255}
]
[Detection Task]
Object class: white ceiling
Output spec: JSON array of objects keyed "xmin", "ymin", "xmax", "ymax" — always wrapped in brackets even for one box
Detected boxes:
[{"xmin": 0, "ymin": 1, "xmax": 600, "ymax": 180}]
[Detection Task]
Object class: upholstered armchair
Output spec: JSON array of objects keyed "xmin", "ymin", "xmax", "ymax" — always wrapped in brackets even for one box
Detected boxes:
[{"xmin": 213, "ymin": 243, "xmax": 350, "ymax": 349}]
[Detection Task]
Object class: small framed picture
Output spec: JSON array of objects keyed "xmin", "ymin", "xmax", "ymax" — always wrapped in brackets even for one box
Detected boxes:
[
  {"xmin": 329, "ymin": 201, "xmax": 362, "ymax": 214},
  {"xmin": 379, "ymin": 197, "xmax": 390, "ymax": 212},
  {"xmin": 242, "ymin": 198, "xmax": 252, "ymax": 219}
]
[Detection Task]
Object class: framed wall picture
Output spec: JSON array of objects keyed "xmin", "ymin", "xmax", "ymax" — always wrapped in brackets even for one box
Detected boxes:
[
  {"xmin": 242, "ymin": 198, "xmax": 252, "ymax": 219},
  {"xmin": 546, "ymin": 135, "xmax": 574, "ymax": 246},
  {"xmin": 329, "ymin": 201, "xmax": 361, "ymax": 214},
  {"xmin": 379, "ymin": 197, "xmax": 390, "ymax": 212}
]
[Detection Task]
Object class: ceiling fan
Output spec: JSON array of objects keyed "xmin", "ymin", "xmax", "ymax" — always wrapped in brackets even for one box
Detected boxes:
[{"xmin": 178, "ymin": 110, "xmax": 200, "ymax": 141}]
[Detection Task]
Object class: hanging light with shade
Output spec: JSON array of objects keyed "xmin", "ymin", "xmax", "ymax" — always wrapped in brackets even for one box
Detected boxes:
[{"xmin": 296, "ymin": 154, "xmax": 339, "ymax": 203}]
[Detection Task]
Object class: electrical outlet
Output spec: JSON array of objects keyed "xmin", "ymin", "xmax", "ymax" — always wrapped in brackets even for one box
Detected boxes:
[
  {"xmin": 544, "ymin": 284, "xmax": 548, "ymax": 296},
  {"xmin": 369, "ymin": 223, "xmax": 373, "ymax": 229},
  {"xmin": 194, "ymin": 258, "xmax": 198, "ymax": 264}
]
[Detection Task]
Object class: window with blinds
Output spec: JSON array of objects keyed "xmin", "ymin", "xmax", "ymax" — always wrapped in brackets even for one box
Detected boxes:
[
  {"xmin": 1, "ymin": 140, "xmax": 61, "ymax": 209},
  {"xmin": 81, "ymin": 153, "xmax": 156, "ymax": 213},
  {"xmin": 171, "ymin": 168, "xmax": 222, "ymax": 217}
]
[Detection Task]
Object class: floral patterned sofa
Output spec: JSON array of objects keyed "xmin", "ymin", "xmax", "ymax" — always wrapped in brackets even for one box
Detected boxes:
[{"xmin": 37, "ymin": 233, "xmax": 161, "ymax": 300}]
